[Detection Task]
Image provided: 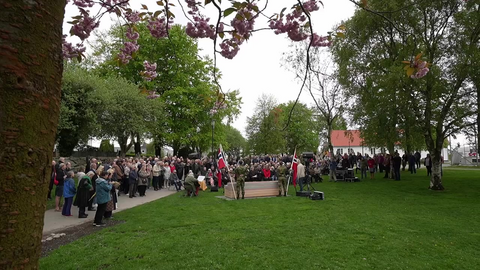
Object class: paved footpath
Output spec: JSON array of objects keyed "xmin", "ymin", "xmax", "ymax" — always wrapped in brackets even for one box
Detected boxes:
[{"xmin": 43, "ymin": 189, "xmax": 175, "ymax": 235}]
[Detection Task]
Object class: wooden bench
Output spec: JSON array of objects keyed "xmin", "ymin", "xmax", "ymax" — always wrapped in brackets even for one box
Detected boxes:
[{"xmin": 224, "ymin": 181, "xmax": 279, "ymax": 199}]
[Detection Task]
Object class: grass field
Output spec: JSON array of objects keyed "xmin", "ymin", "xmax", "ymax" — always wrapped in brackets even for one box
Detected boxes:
[{"xmin": 40, "ymin": 168, "xmax": 480, "ymax": 269}]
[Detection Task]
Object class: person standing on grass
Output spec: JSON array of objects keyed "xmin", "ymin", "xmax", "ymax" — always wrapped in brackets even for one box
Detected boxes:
[
  {"xmin": 367, "ymin": 156, "xmax": 376, "ymax": 179},
  {"xmin": 424, "ymin": 154, "xmax": 432, "ymax": 176},
  {"xmin": 408, "ymin": 153, "xmax": 417, "ymax": 174},
  {"xmin": 392, "ymin": 153, "xmax": 402, "ymax": 181},
  {"xmin": 415, "ymin": 151, "xmax": 421, "ymax": 169},
  {"xmin": 360, "ymin": 157, "xmax": 368, "ymax": 179},
  {"xmin": 329, "ymin": 159, "xmax": 338, "ymax": 182},
  {"xmin": 94, "ymin": 171, "xmax": 113, "ymax": 227},
  {"xmin": 62, "ymin": 171, "xmax": 76, "ymax": 216},
  {"xmin": 383, "ymin": 154, "xmax": 390, "ymax": 178}
]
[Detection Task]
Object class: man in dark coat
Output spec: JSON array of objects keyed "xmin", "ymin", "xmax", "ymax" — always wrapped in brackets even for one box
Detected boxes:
[
  {"xmin": 74, "ymin": 172, "xmax": 94, "ymax": 218},
  {"xmin": 392, "ymin": 153, "xmax": 402, "ymax": 181},
  {"xmin": 414, "ymin": 151, "xmax": 421, "ymax": 168}
]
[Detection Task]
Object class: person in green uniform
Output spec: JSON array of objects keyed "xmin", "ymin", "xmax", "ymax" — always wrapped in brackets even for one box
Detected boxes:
[
  {"xmin": 184, "ymin": 171, "xmax": 198, "ymax": 197},
  {"xmin": 234, "ymin": 162, "xmax": 247, "ymax": 199},
  {"xmin": 277, "ymin": 163, "xmax": 288, "ymax": 197}
]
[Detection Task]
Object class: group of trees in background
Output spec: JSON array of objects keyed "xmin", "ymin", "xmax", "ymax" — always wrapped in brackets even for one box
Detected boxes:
[
  {"xmin": 56, "ymin": 24, "xmax": 243, "ymax": 157},
  {"xmin": 245, "ymin": 94, "xmax": 345, "ymax": 155},
  {"xmin": 331, "ymin": 0, "xmax": 480, "ymax": 189}
]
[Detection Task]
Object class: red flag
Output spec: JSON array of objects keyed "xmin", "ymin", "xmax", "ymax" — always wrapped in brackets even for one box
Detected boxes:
[
  {"xmin": 217, "ymin": 148, "xmax": 226, "ymax": 169},
  {"xmin": 291, "ymin": 149, "xmax": 298, "ymax": 187}
]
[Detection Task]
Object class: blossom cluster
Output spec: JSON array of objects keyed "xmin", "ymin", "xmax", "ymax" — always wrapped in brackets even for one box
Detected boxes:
[
  {"xmin": 71, "ymin": 10, "xmax": 98, "ymax": 40},
  {"xmin": 62, "ymin": 35, "xmax": 86, "ymax": 58},
  {"xmin": 209, "ymin": 101, "xmax": 227, "ymax": 116},
  {"xmin": 118, "ymin": 28, "xmax": 140, "ymax": 64},
  {"xmin": 185, "ymin": 0, "xmax": 216, "ymax": 39},
  {"xmin": 411, "ymin": 60, "xmax": 429, "ymax": 79},
  {"xmin": 142, "ymin": 61, "xmax": 158, "ymax": 81},
  {"xmin": 147, "ymin": 17, "xmax": 169, "ymax": 39},
  {"xmin": 216, "ymin": 2, "xmax": 259, "ymax": 59},
  {"xmin": 269, "ymin": 0, "xmax": 330, "ymax": 47}
]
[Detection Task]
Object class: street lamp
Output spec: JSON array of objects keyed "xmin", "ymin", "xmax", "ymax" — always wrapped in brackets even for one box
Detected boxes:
[{"xmin": 211, "ymin": 119, "xmax": 215, "ymax": 161}]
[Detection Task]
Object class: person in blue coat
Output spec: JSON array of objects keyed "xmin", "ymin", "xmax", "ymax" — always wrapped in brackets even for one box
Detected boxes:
[
  {"xmin": 93, "ymin": 171, "xmax": 112, "ymax": 226},
  {"xmin": 62, "ymin": 171, "xmax": 76, "ymax": 216}
]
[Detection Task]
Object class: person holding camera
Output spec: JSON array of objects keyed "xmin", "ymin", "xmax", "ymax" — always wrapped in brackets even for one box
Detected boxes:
[{"xmin": 93, "ymin": 171, "xmax": 113, "ymax": 226}]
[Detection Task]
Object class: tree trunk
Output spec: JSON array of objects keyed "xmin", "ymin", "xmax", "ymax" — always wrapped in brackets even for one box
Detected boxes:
[
  {"xmin": 476, "ymin": 84, "xmax": 480, "ymax": 166},
  {"xmin": 0, "ymin": 1, "xmax": 66, "ymax": 268},
  {"xmin": 430, "ymin": 159, "xmax": 444, "ymax": 190},
  {"xmin": 327, "ymin": 122, "xmax": 334, "ymax": 157}
]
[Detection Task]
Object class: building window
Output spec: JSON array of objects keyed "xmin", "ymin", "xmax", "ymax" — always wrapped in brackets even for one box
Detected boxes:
[
  {"xmin": 370, "ymin": 148, "xmax": 375, "ymax": 155},
  {"xmin": 348, "ymin": 148, "xmax": 354, "ymax": 154},
  {"xmin": 336, "ymin": 149, "xmax": 343, "ymax": 155}
]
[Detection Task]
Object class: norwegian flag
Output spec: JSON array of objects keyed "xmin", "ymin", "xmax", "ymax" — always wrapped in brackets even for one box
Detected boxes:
[
  {"xmin": 217, "ymin": 148, "xmax": 226, "ymax": 170},
  {"xmin": 290, "ymin": 149, "xmax": 298, "ymax": 187}
]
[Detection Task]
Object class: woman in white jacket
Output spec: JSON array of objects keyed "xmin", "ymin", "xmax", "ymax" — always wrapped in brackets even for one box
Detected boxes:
[{"xmin": 163, "ymin": 162, "xmax": 171, "ymax": 188}]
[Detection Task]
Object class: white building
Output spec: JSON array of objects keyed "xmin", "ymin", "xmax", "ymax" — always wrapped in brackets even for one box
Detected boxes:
[{"xmin": 330, "ymin": 130, "xmax": 448, "ymax": 160}]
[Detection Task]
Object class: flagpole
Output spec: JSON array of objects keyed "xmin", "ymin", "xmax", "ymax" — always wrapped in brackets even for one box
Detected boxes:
[
  {"xmin": 220, "ymin": 144, "xmax": 236, "ymax": 199},
  {"xmin": 287, "ymin": 148, "xmax": 296, "ymax": 193}
]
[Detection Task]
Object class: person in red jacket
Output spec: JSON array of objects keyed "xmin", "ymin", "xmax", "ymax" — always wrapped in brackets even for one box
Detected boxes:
[
  {"xmin": 263, "ymin": 165, "xmax": 271, "ymax": 180},
  {"xmin": 367, "ymin": 157, "xmax": 376, "ymax": 179}
]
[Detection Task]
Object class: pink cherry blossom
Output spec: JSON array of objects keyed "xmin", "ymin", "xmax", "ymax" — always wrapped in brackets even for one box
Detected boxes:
[
  {"xmin": 147, "ymin": 18, "xmax": 169, "ymax": 39},
  {"xmin": 186, "ymin": 16, "xmax": 215, "ymax": 39},
  {"xmin": 126, "ymin": 27, "xmax": 139, "ymax": 40},
  {"xmin": 62, "ymin": 35, "xmax": 86, "ymax": 58},
  {"xmin": 219, "ymin": 38, "xmax": 243, "ymax": 59},
  {"xmin": 142, "ymin": 61, "xmax": 158, "ymax": 81},
  {"xmin": 71, "ymin": 10, "xmax": 99, "ymax": 40},
  {"xmin": 125, "ymin": 11, "xmax": 141, "ymax": 24}
]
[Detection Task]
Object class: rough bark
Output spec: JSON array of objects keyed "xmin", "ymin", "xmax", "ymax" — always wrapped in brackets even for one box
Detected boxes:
[
  {"xmin": 430, "ymin": 151, "xmax": 444, "ymax": 190},
  {"xmin": 0, "ymin": 1, "xmax": 66, "ymax": 268}
]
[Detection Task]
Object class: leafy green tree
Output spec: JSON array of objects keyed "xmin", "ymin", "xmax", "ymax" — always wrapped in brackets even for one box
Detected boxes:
[
  {"xmin": 99, "ymin": 139, "xmax": 114, "ymax": 152},
  {"xmin": 278, "ymin": 101, "xmax": 319, "ymax": 154},
  {"xmin": 246, "ymin": 94, "xmax": 285, "ymax": 154},
  {"xmin": 94, "ymin": 76, "xmax": 162, "ymax": 157},
  {"xmin": 333, "ymin": 0, "xmax": 479, "ymax": 189},
  {"xmin": 93, "ymin": 24, "xmax": 241, "ymax": 155},
  {"xmin": 224, "ymin": 125, "xmax": 247, "ymax": 157},
  {"xmin": 56, "ymin": 64, "xmax": 102, "ymax": 156}
]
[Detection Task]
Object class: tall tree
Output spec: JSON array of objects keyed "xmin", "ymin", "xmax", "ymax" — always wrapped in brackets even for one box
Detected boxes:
[
  {"xmin": 246, "ymin": 94, "xmax": 285, "ymax": 154},
  {"xmin": 333, "ymin": 0, "xmax": 479, "ymax": 189},
  {"xmin": 278, "ymin": 101, "xmax": 320, "ymax": 154},
  {"xmin": 224, "ymin": 125, "xmax": 247, "ymax": 157},
  {"xmin": 56, "ymin": 64, "xmax": 102, "ymax": 156},
  {"xmin": 93, "ymin": 24, "xmax": 241, "ymax": 154},
  {"xmin": 95, "ymin": 75, "xmax": 162, "ymax": 157},
  {"xmin": 283, "ymin": 43, "xmax": 345, "ymax": 156}
]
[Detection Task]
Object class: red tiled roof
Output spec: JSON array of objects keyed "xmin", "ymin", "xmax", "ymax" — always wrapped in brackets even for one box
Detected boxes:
[{"xmin": 331, "ymin": 130, "xmax": 364, "ymax": 147}]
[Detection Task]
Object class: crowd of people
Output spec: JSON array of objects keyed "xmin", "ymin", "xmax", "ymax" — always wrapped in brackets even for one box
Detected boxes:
[{"xmin": 48, "ymin": 151, "xmax": 439, "ymax": 225}]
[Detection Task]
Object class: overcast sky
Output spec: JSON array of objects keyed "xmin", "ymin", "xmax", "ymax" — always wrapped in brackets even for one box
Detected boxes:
[{"xmin": 63, "ymin": 1, "xmax": 467, "ymax": 147}]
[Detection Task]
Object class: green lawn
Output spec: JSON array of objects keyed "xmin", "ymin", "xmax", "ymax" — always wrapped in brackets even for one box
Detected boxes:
[{"xmin": 40, "ymin": 168, "xmax": 480, "ymax": 269}]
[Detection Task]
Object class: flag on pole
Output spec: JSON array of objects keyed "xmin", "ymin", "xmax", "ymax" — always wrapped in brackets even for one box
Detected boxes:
[
  {"xmin": 217, "ymin": 148, "xmax": 226, "ymax": 169},
  {"xmin": 290, "ymin": 149, "xmax": 298, "ymax": 187}
]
